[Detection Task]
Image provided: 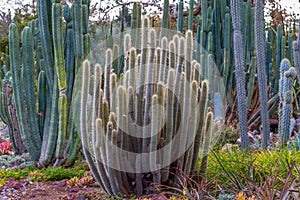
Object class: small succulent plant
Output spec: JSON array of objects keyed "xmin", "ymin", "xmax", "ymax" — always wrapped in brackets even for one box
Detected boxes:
[{"xmin": 0, "ymin": 141, "xmax": 12, "ymax": 155}]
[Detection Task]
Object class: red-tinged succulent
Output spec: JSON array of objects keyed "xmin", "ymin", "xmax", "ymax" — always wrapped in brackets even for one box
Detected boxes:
[{"xmin": 0, "ymin": 141, "xmax": 13, "ymax": 155}]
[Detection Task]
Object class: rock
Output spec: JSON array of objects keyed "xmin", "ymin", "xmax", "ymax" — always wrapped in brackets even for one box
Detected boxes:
[{"xmin": 221, "ymin": 143, "xmax": 239, "ymax": 153}]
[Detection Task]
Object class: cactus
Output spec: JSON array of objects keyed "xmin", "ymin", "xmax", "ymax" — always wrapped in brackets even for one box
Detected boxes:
[
  {"xmin": 293, "ymin": 41, "xmax": 300, "ymax": 84},
  {"xmin": 254, "ymin": 0, "xmax": 270, "ymax": 149},
  {"xmin": 273, "ymin": 24, "xmax": 283, "ymax": 94},
  {"xmin": 177, "ymin": 0, "xmax": 184, "ymax": 32},
  {"xmin": 6, "ymin": 1, "xmax": 89, "ymax": 166},
  {"xmin": 278, "ymin": 59, "xmax": 297, "ymax": 145},
  {"xmin": 230, "ymin": 0, "xmax": 249, "ymax": 149},
  {"xmin": 79, "ymin": 26, "xmax": 213, "ymax": 195},
  {"xmin": 160, "ymin": 0, "xmax": 169, "ymax": 39},
  {"xmin": 188, "ymin": 0, "xmax": 194, "ymax": 30}
]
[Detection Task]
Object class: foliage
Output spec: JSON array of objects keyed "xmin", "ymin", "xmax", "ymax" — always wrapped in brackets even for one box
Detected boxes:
[
  {"xmin": 0, "ymin": 162, "xmax": 89, "ymax": 184},
  {"xmin": 0, "ymin": 153, "xmax": 33, "ymax": 169},
  {"xmin": 207, "ymin": 149, "xmax": 300, "ymax": 197},
  {"xmin": 0, "ymin": 0, "xmax": 37, "ymax": 53},
  {"xmin": 214, "ymin": 127, "xmax": 240, "ymax": 149},
  {"xmin": 66, "ymin": 172, "xmax": 93, "ymax": 188}
]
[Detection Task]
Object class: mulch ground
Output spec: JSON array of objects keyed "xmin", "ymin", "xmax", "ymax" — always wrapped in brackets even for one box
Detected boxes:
[{"xmin": 0, "ymin": 178, "xmax": 106, "ymax": 200}]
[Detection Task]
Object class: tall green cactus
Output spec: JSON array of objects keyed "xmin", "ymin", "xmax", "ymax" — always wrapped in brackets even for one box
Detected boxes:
[
  {"xmin": 7, "ymin": 1, "xmax": 89, "ymax": 166},
  {"xmin": 177, "ymin": 0, "xmax": 184, "ymax": 32}
]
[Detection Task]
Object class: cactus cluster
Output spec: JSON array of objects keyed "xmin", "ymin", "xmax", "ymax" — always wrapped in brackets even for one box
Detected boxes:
[
  {"xmin": 7, "ymin": 0, "xmax": 90, "ymax": 166},
  {"xmin": 278, "ymin": 59, "xmax": 297, "ymax": 145},
  {"xmin": 80, "ymin": 21, "xmax": 214, "ymax": 195}
]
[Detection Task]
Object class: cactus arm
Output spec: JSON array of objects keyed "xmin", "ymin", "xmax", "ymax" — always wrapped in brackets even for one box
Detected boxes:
[
  {"xmin": 37, "ymin": 71, "xmax": 47, "ymax": 137},
  {"xmin": 143, "ymin": 29, "xmax": 156, "ymax": 154},
  {"xmin": 177, "ymin": 0, "xmax": 184, "ymax": 32},
  {"xmin": 39, "ymin": 72, "xmax": 59, "ymax": 166},
  {"xmin": 188, "ymin": 0, "xmax": 194, "ymax": 30},
  {"xmin": 184, "ymin": 81, "xmax": 199, "ymax": 175},
  {"xmin": 9, "ymin": 23, "xmax": 40, "ymax": 161},
  {"xmin": 191, "ymin": 80, "xmax": 208, "ymax": 172},
  {"xmin": 293, "ymin": 41, "xmax": 300, "ymax": 83},
  {"xmin": 79, "ymin": 60, "xmax": 103, "ymax": 188},
  {"xmin": 38, "ymin": 0, "xmax": 54, "ymax": 89},
  {"xmin": 149, "ymin": 94, "xmax": 159, "ymax": 182},
  {"xmin": 199, "ymin": 112, "xmax": 213, "ymax": 176},
  {"xmin": 104, "ymin": 49, "xmax": 112, "ymax": 105},
  {"xmin": 22, "ymin": 27, "xmax": 42, "ymax": 148},
  {"xmin": 93, "ymin": 118, "xmax": 111, "ymax": 193}
]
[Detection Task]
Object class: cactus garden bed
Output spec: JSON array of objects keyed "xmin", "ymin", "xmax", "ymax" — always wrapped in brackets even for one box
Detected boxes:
[{"xmin": 1, "ymin": 0, "xmax": 300, "ymax": 199}]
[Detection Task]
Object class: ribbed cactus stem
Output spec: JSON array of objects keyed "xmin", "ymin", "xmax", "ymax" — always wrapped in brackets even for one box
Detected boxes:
[
  {"xmin": 169, "ymin": 40, "xmax": 176, "ymax": 69},
  {"xmin": 293, "ymin": 41, "xmax": 300, "ymax": 83},
  {"xmin": 55, "ymin": 94, "xmax": 67, "ymax": 161},
  {"xmin": 177, "ymin": 0, "xmax": 184, "ymax": 32},
  {"xmin": 37, "ymin": 71, "xmax": 47, "ymax": 136},
  {"xmin": 188, "ymin": 0, "xmax": 194, "ymax": 30},
  {"xmin": 142, "ymin": 29, "xmax": 156, "ymax": 159},
  {"xmin": 80, "ymin": 60, "xmax": 103, "ymax": 188},
  {"xmin": 230, "ymin": 0, "xmax": 249, "ymax": 150},
  {"xmin": 22, "ymin": 27, "xmax": 42, "ymax": 148},
  {"xmin": 279, "ymin": 58, "xmax": 297, "ymax": 145},
  {"xmin": 184, "ymin": 81, "xmax": 198, "ymax": 175},
  {"xmin": 161, "ymin": 69, "xmax": 175, "ymax": 182},
  {"xmin": 149, "ymin": 94, "xmax": 159, "ymax": 173},
  {"xmin": 106, "ymin": 122, "xmax": 118, "ymax": 195},
  {"xmin": 185, "ymin": 31, "xmax": 193, "ymax": 81},
  {"xmin": 281, "ymin": 90, "xmax": 293, "ymax": 144},
  {"xmin": 274, "ymin": 24, "xmax": 283, "ymax": 93},
  {"xmin": 92, "ymin": 64, "xmax": 102, "ymax": 154},
  {"xmin": 104, "ymin": 49, "xmax": 112, "ymax": 105},
  {"xmin": 9, "ymin": 23, "xmax": 40, "ymax": 161},
  {"xmin": 124, "ymin": 34, "xmax": 131, "ymax": 71},
  {"xmin": 112, "ymin": 45, "xmax": 119, "ymax": 74},
  {"xmin": 199, "ymin": 112, "xmax": 213, "ymax": 176},
  {"xmin": 254, "ymin": 0, "xmax": 270, "ymax": 149},
  {"xmin": 159, "ymin": 37, "xmax": 168, "ymax": 83},
  {"xmin": 95, "ymin": 118, "xmax": 112, "ymax": 194},
  {"xmin": 38, "ymin": 0, "xmax": 54, "ymax": 88},
  {"xmin": 191, "ymin": 80, "xmax": 208, "ymax": 172},
  {"xmin": 160, "ymin": 0, "xmax": 169, "ymax": 39},
  {"xmin": 110, "ymin": 73, "xmax": 117, "ymax": 113}
]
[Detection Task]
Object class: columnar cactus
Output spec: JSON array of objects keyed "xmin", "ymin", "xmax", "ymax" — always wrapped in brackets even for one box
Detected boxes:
[
  {"xmin": 230, "ymin": 0, "xmax": 249, "ymax": 149},
  {"xmin": 278, "ymin": 59, "xmax": 297, "ymax": 145},
  {"xmin": 254, "ymin": 0, "xmax": 270, "ymax": 149},
  {"xmin": 7, "ymin": 1, "xmax": 89, "ymax": 166},
  {"xmin": 80, "ymin": 26, "xmax": 213, "ymax": 196},
  {"xmin": 293, "ymin": 27, "xmax": 300, "ymax": 83},
  {"xmin": 177, "ymin": 0, "xmax": 184, "ymax": 32}
]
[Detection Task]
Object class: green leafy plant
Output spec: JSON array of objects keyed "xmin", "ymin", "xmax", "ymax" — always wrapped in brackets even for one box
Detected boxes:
[{"xmin": 207, "ymin": 149, "xmax": 300, "ymax": 197}]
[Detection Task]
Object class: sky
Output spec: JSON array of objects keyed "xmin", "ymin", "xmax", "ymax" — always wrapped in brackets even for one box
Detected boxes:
[{"xmin": 1, "ymin": 0, "xmax": 300, "ymax": 20}]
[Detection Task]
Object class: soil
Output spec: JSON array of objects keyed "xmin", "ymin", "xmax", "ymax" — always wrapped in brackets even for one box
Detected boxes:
[{"xmin": 0, "ymin": 178, "xmax": 106, "ymax": 200}]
